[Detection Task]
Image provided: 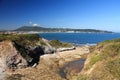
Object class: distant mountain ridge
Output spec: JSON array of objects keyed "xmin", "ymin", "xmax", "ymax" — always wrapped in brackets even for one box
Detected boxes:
[{"xmin": 15, "ymin": 26, "xmax": 113, "ymax": 33}]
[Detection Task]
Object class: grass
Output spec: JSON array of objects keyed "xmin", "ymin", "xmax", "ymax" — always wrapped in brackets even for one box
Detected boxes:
[
  {"xmin": 0, "ymin": 34, "xmax": 41, "ymax": 61},
  {"xmin": 77, "ymin": 75, "xmax": 87, "ymax": 80},
  {"xmin": 106, "ymin": 58, "xmax": 120, "ymax": 79},
  {"xmin": 88, "ymin": 41, "xmax": 120, "ymax": 67},
  {"xmin": 89, "ymin": 54, "xmax": 100, "ymax": 65},
  {"xmin": 39, "ymin": 39, "xmax": 47, "ymax": 46},
  {"xmin": 103, "ymin": 38, "xmax": 120, "ymax": 43},
  {"xmin": 49, "ymin": 40, "xmax": 72, "ymax": 48},
  {"xmin": 0, "ymin": 34, "xmax": 40, "ymax": 43},
  {"xmin": 0, "ymin": 34, "xmax": 73, "ymax": 61},
  {"xmin": 81, "ymin": 38, "xmax": 120, "ymax": 80}
]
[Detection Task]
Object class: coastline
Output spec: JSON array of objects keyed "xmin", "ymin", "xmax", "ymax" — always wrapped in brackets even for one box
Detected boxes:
[
  {"xmin": 0, "ymin": 31, "xmax": 114, "ymax": 35},
  {"xmin": 3, "ymin": 45, "xmax": 90, "ymax": 80}
]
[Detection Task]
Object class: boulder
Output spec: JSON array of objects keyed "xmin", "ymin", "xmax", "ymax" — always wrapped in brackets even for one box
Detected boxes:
[
  {"xmin": 42, "ymin": 46, "xmax": 56, "ymax": 54},
  {"xmin": 57, "ymin": 46, "xmax": 76, "ymax": 52}
]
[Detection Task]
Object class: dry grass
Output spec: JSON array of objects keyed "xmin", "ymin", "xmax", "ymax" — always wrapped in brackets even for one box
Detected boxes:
[{"xmin": 75, "ymin": 38, "xmax": 120, "ymax": 80}]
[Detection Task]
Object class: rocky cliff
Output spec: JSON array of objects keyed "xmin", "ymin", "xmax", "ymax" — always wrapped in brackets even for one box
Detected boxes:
[
  {"xmin": 0, "ymin": 34, "xmax": 91, "ymax": 80},
  {"xmin": 0, "ymin": 34, "xmax": 73, "ymax": 71},
  {"xmin": 0, "ymin": 41, "xmax": 28, "ymax": 70},
  {"xmin": 6, "ymin": 46, "xmax": 89, "ymax": 80},
  {"xmin": 2, "ymin": 34, "xmax": 120, "ymax": 80}
]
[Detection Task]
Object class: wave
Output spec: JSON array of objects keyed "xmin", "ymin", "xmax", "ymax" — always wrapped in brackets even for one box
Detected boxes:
[{"xmin": 73, "ymin": 43, "xmax": 97, "ymax": 46}]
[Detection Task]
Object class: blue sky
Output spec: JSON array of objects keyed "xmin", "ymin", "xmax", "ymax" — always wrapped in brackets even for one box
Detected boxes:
[{"xmin": 0, "ymin": 0, "xmax": 120, "ymax": 32}]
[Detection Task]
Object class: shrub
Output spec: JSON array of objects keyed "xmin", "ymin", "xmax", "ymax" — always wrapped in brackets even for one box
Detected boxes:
[
  {"xmin": 49, "ymin": 40, "xmax": 72, "ymax": 48},
  {"xmin": 0, "ymin": 34, "xmax": 40, "ymax": 42}
]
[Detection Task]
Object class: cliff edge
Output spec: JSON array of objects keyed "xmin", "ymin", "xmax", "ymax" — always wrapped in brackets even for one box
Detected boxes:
[
  {"xmin": 0, "ymin": 34, "xmax": 73, "ymax": 71},
  {"xmin": 75, "ymin": 39, "xmax": 120, "ymax": 80}
]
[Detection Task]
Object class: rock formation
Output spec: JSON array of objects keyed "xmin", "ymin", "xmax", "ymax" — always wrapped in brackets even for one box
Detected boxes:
[
  {"xmin": 0, "ymin": 41, "xmax": 28, "ymax": 70},
  {"xmin": 0, "ymin": 34, "xmax": 81, "ymax": 80},
  {"xmin": 0, "ymin": 34, "xmax": 74, "ymax": 70},
  {"xmin": 7, "ymin": 46, "xmax": 89, "ymax": 80}
]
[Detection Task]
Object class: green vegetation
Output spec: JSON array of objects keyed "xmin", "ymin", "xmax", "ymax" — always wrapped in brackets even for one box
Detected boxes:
[
  {"xmin": 103, "ymin": 38, "xmax": 120, "ymax": 43},
  {"xmin": 49, "ymin": 40, "xmax": 72, "ymax": 48},
  {"xmin": 89, "ymin": 54, "xmax": 101, "ymax": 65},
  {"xmin": 106, "ymin": 58, "xmax": 120, "ymax": 79},
  {"xmin": 0, "ymin": 34, "xmax": 40, "ymax": 61},
  {"xmin": 0, "ymin": 34, "xmax": 39, "ymax": 42},
  {"xmin": 0, "ymin": 34, "xmax": 73, "ymax": 61},
  {"xmin": 15, "ymin": 26, "xmax": 113, "ymax": 33},
  {"xmin": 86, "ymin": 39, "xmax": 120, "ymax": 67},
  {"xmin": 77, "ymin": 38, "xmax": 120, "ymax": 80},
  {"xmin": 13, "ymin": 42, "xmax": 32, "ymax": 61},
  {"xmin": 39, "ymin": 39, "xmax": 47, "ymax": 46},
  {"xmin": 0, "ymin": 34, "xmax": 41, "ymax": 47},
  {"xmin": 77, "ymin": 75, "xmax": 87, "ymax": 80}
]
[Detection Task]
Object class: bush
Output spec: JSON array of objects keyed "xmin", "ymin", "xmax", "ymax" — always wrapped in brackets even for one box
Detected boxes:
[
  {"xmin": 49, "ymin": 40, "xmax": 72, "ymax": 48},
  {"xmin": 0, "ymin": 34, "xmax": 40, "ymax": 42},
  {"xmin": 18, "ymin": 34, "xmax": 40, "ymax": 41}
]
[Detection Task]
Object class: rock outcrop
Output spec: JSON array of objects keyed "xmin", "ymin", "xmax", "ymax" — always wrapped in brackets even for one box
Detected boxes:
[
  {"xmin": 0, "ymin": 41, "xmax": 57, "ymax": 70},
  {"xmin": 0, "ymin": 41, "xmax": 28, "ymax": 70},
  {"xmin": 0, "ymin": 34, "xmax": 80, "ymax": 80},
  {"xmin": 9, "ymin": 46, "xmax": 89, "ymax": 80},
  {"xmin": 0, "ymin": 34, "xmax": 74, "ymax": 70},
  {"xmin": 57, "ymin": 46, "xmax": 76, "ymax": 52}
]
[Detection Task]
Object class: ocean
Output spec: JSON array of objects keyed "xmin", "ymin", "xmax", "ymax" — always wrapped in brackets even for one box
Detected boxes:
[{"xmin": 39, "ymin": 33, "xmax": 120, "ymax": 46}]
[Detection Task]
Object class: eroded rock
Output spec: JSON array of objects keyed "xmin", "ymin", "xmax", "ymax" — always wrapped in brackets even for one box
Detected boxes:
[{"xmin": 0, "ymin": 41, "xmax": 28, "ymax": 70}]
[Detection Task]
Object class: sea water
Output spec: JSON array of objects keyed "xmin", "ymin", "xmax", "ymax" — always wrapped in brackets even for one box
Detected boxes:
[
  {"xmin": 40, "ymin": 33, "xmax": 120, "ymax": 45},
  {"xmin": 40, "ymin": 33, "xmax": 120, "ymax": 78}
]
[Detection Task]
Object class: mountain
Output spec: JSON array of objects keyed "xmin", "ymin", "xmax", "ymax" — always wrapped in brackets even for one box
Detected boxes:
[
  {"xmin": 15, "ymin": 26, "xmax": 113, "ymax": 33},
  {"xmin": 15, "ymin": 26, "xmax": 46, "ymax": 31}
]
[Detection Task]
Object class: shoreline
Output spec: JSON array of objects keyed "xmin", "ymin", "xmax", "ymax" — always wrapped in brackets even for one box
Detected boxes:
[
  {"xmin": 0, "ymin": 31, "xmax": 113, "ymax": 34},
  {"xmin": 2, "ymin": 46, "xmax": 90, "ymax": 80},
  {"xmin": 73, "ymin": 43, "xmax": 97, "ymax": 47},
  {"xmin": 41, "ymin": 46, "xmax": 90, "ymax": 67}
]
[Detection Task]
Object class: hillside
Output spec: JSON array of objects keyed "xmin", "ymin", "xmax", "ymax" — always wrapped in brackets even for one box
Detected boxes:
[
  {"xmin": 0, "ymin": 34, "xmax": 73, "ymax": 70},
  {"xmin": 15, "ymin": 26, "xmax": 113, "ymax": 33},
  {"xmin": 1, "ymin": 33, "xmax": 120, "ymax": 80},
  {"xmin": 0, "ymin": 34, "xmax": 89, "ymax": 80},
  {"xmin": 74, "ymin": 38, "xmax": 120, "ymax": 80}
]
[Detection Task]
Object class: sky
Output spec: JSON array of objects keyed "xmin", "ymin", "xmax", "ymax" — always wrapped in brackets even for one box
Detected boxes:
[{"xmin": 0, "ymin": 0, "xmax": 120, "ymax": 32}]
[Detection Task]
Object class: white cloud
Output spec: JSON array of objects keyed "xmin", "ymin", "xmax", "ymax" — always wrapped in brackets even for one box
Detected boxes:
[{"xmin": 33, "ymin": 24, "xmax": 38, "ymax": 26}]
